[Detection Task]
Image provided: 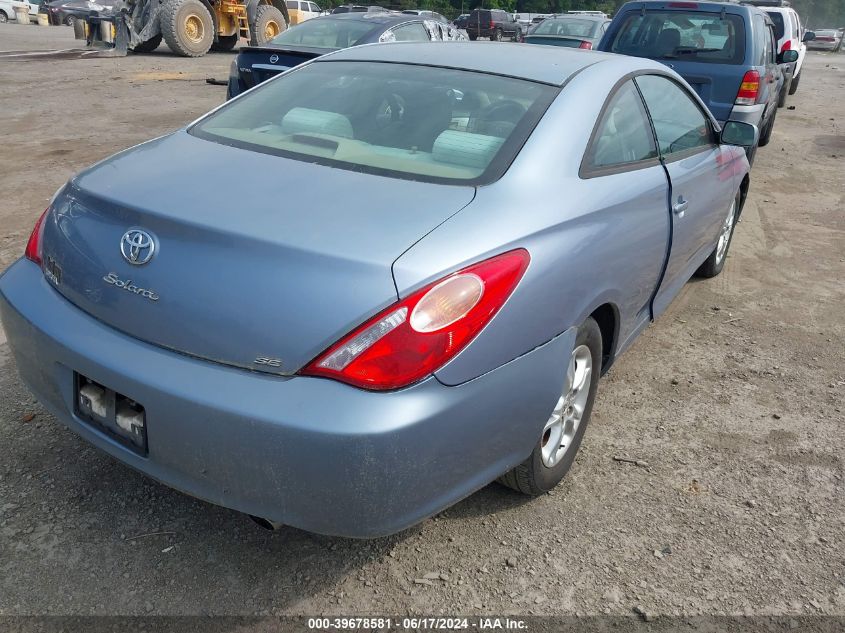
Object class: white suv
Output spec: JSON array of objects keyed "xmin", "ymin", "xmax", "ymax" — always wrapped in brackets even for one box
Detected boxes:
[{"xmin": 763, "ymin": 3, "xmax": 809, "ymax": 104}]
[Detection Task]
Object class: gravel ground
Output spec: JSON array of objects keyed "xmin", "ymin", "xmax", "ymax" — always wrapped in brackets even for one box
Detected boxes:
[{"xmin": 0, "ymin": 23, "xmax": 844, "ymax": 618}]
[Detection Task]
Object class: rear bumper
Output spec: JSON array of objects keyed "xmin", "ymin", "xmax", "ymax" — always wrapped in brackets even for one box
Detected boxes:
[
  {"xmin": 0, "ymin": 259, "xmax": 573, "ymax": 537},
  {"xmin": 726, "ymin": 102, "xmax": 765, "ymax": 128}
]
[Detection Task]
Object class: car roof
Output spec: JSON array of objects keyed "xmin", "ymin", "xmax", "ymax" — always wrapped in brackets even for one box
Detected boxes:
[
  {"xmin": 317, "ymin": 11, "xmax": 414, "ymax": 25},
  {"xmin": 320, "ymin": 42, "xmax": 657, "ymax": 86}
]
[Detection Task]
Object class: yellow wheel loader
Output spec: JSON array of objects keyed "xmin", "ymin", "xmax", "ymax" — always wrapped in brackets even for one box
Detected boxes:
[{"xmin": 79, "ymin": 0, "xmax": 288, "ymax": 57}]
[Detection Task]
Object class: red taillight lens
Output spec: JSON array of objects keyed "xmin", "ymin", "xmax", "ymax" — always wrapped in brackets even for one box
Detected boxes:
[
  {"xmin": 301, "ymin": 249, "xmax": 530, "ymax": 390},
  {"xmin": 24, "ymin": 209, "xmax": 48, "ymax": 266},
  {"xmin": 735, "ymin": 70, "xmax": 760, "ymax": 105},
  {"xmin": 578, "ymin": 40, "xmax": 593, "ymax": 49},
  {"xmin": 489, "ymin": 18, "xmax": 494, "ymax": 28},
  {"xmin": 780, "ymin": 39, "xmax": 792, "ymax": 52}
]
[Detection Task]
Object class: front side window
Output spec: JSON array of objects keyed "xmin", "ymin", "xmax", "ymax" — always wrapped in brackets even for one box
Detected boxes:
[
  {"xmin": 191, "ymin": 61, "xmax": 557, "ymax": 185},
  {"xmin": 586, "ymin": 81, "xmax": 657, "ymax": 169},
  {"xmin": 268, "ymin": 17, "xmax": 377, "ymax": 48},
  {"xmin": 609, "ymin": 10, "xmax": 746, "ymax": 65},
  {"xmin": 636, "ymin": 75, "xmax": 714, "ymax": 157}
]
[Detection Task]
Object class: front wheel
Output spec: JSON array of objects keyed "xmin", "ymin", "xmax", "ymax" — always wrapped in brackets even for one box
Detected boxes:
[
  {"xmin": 161, "ymin": 0, "xmax": 214, "ymax": 57},
  {"xmin": 0, "ymin": 10, "xmax": 8, "ymax": 23},
  {"xmin": 498, "ymin": 317, "xmax": 602, "ymax": 496},
  {"xmin": 695, "ymin": 192, "xmax": 739, "ymax": 278},
  {"xmin": 758, "ymin": 106, "xmax": 777, "ymax": 147},
  {"xmin": 63, "ymin": 14, "xmax": 75, "ymax": 25}
]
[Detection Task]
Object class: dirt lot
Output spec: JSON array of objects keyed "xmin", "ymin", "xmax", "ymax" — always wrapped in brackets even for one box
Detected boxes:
[{"xmin": 0, "ymin": 22, "xmax": 844, "ymax": 619}]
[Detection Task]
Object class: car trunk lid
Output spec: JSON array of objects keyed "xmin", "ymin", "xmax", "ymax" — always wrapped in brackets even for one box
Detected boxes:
[{"xmin": 41, "ymin": 131, "xmax": 475, "ymax": 375}]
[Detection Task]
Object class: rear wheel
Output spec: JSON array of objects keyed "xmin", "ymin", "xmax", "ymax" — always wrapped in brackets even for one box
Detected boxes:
[
  {"xmin": 497, "ymin": 318, "xmax": 601, "ymax": 496},
  {"xmin": 468, "ymin": 33, "xmax": 477, "ymax": 40},
  {"xmin": 211, "ymin": 33, "xmax": 239, "ymax": 50},
  {"xmin": 492, "ymin": 27, "xmax": 502, "ymax": 41},
  {"xmin": 161, "ymin": 0, "xmax": 214, "ymax": 57},
  {"xmin": 131, "ymin": 33, "xmax": 162, "ymax": 53},
  {"xmin": 63, "ymin": 14, "xmax": 75, "ymax": 25},
  {"xmin": 0, "ymin": 10, "xmax": 8, "ymax": 23},
  {"xmin": 250, "ymin": 4, "xmax": 285, "ymax": 46},
  {"xmin": 758, "ymin": 106, "xmax": 777, "ymax": 147},
  {"xmin": 777, "ymin": 80, "xmax": 789, "ymax": 107},
  {"xmin": 788, "ymin": 71, "xmax": 800, "ymax": 95},
  {"xmin": 695, "ymin": 192, "xmax": 739, "ymax": 278}
]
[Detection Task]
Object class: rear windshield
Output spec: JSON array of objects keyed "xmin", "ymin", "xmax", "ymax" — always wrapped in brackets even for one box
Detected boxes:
[
  {"xmin": 532, "ymin": 17, "xmax": 599, "ymax": 37},
  {"xmin": 268, "ymin": 17, "xmax": 377, "ymax": 48},
  {"xmin": 191, "ymin": 61, "xmax": 556, "ymax": 185},
  {"xmin": 609, "ymin": 11, "xmax": 746, "ymax": 65}
]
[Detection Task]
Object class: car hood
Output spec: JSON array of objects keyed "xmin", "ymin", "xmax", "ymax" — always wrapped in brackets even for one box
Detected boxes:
[{"xmin": 41, "ymin": 131, "xmax": 476, "ymax": 374}]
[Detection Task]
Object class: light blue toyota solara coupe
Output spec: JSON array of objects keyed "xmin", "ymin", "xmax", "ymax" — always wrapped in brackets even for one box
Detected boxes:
[{"xmin": 0, "ymin": 43, "xmax": 755, "ymax": 537}]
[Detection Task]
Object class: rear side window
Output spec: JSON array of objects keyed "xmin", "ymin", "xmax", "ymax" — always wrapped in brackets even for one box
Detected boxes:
[
  {"xmin": 389, "ymin": 22, "xmax": 430, "ymax": 41},
  {"xmin": 636, "ymin": 75, "xmax": 714, "ymax": 157},
  {"xmin": 586, "ymin": 81, "xmax": 657, "ymax": 170},
  {"xmin": 766, "ymin": 11, "xmax": 785, "ymax": 41},
  {"xmin": 191, "ymin": 61, "xmax": 557, "ymax": 185},
  {"xmin": 286, "ymin": 1, "xmax": 297, "ymax": 8},
  {"xmin": 609, "ymin": 10, "xmax": 746, "ymax": 65}
]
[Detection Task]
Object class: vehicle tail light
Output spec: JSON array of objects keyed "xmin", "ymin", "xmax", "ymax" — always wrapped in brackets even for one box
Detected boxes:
[
  {"xmin": 579, "ymin": 40, "xmax": 592, "ymax": 49},
  {"xmin": 735, "ymin": 70, "xmax": 760, "ymax": 105},
  {"xmin": 489, "ymin": 18, "xmax": 494, "ymax": 28},
  {"xmin": 300, "ymin": 249, "xmax": 530, "ymax": 390},
  {"xmin": 24, "ymin": 209, "xmax": 48, "ymax": 266},
  {"xmin": 780, "ymin": 39, "xmax": 792, "ymax": 52}
]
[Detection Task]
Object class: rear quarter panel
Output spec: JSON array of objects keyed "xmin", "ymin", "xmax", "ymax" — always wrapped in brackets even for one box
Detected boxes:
[{"xmin": 393, "ymin": 58, "xmax": 674, "ymax": 385}]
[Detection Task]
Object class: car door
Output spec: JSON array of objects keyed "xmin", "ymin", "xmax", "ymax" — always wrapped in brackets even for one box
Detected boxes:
[
  {"xmin": 580, "ymin": 79, "xmax": 671, "ymax": 351},
  {"xmin": 636, "ymin": 74, "xmax": 736, "ymax": 318}
]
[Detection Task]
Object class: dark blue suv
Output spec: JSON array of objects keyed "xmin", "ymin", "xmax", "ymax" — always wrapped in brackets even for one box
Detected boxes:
[{"xmin": 599, "ymin": 1, "xmax": 798, "ymax": 158}]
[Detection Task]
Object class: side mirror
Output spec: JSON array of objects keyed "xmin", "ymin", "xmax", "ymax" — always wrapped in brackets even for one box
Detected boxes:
[
  {"xmin": 778, "ymin": 49, "xmax": 799, "ymax": 63},
  {"xmin": 803, "ymin": 30, "xmax": 815, "ymax": 42},
  {"xmin": 721, "ymin": 121, "xmax": 758, "ymax": 148}
]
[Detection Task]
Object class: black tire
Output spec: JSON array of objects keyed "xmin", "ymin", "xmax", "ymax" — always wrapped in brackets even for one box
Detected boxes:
[
  {"xmin": 211, "ymin": 33, "xmax": 239, "ymax": 51},
  {"xmin": 63, "ymin": 14, "xmax": 75, "ymax": 25},
  {"xmin": 788, "ymin": 71, "xmax": 800, "ymax": 95},
  {"xmin": 777, "ymin": 80, "xmax": 789, "ymax": 107},
  {"xmin": 161, "ymin": 0, "xmax": 214, "ymax": 57},
  {"xmin": 513, "ymin": 28, "xmax": 522, "ymax": 42},
  {"xmin": 250, "ymin": 4, "xmax": 285, "ymax": 46},
  {"xmin": 758, "ymin": 106, "xmax": 777, "ymax": 147},
  {"xmin": 497, "ymin": 318, "xmax": 602, "ymax": 496},
  {"xmin": 492, "ymin": 28, "xmax": 502, "ymax": 41},
  {"xmin": 695, "ymin": 190, "xmax": 740, "ymax": 278},
  {"xmin": 0, "ymin": 10, "xmax": 8, "ymax": 23},
  {"xmin": 468, "ymin": 33, "xmax": 477, "ymax": 40},
  {"xmin": 131, "ymin": 33, "xmax": 162, "ymax": 53}
]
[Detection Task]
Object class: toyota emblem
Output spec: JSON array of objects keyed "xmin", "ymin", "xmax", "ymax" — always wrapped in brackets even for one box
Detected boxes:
[{"xmin": 120, "ymin": 229, "xmax": 156, "ymax": 266}]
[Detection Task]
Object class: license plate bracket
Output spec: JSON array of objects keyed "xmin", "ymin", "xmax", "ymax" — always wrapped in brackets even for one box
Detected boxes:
[{"xmin": 74, "ymin": 373, "xmax": 147, "ymax": 456}]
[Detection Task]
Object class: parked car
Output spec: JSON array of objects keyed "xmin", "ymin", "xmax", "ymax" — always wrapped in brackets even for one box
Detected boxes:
[
  {"xmin": 0, "ymin": 0, "xmax": 41, "ymax": 23},
  {"xmin": 599, "ymin": 0, "xmax": 797, "ymax": 161},
  {"xmin": 0, "ymin": 43, "xmax": 755, "ymax": 538},
  {"xmin": 453, "ymin": 12, "xmax": 468, "ymax": 29},
  {"xmin": 524, "ymin": 13, "xmax": 610, "ymax": 49},
  {"xmin": 286, "ymin": 0, "xmax": 321, "ymax": 25},
  {"xmin": 749, "ymin": 0, "xmax": 813, "ymax": 103},
  {"xmin": 806, "ymin": 28, "xmax": 842, "ymax": 52},
  {"xmin": 465, "ymin": 8, "xmax": 522, "ymax": 41},
  {"xmin": 227, "ymin": 13, "xmax": 460, "ymax": 99},
  {"xmin": 39, "ymin": 0, "xmax": 110, "ymax": 25}
]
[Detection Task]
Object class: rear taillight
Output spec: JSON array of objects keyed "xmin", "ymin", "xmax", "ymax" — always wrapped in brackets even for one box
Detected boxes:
[
  {"xmin": 301, "ymin": 249, "xmax": 530, "ymax": 390},
  {"xmin": 579, "ymin": 40, "xmax": 593, "ymax": 49},
  {"xmin": 735, "ymin": 70, "xmax": 760, "ymax": 105},
  {"xmin": 24, "ymin": 209, "xmax": 48, "ymax": 266},
  {"xmin": 489, "ymin": 18, "xmax": 494, "ymax": 28},
  {"xmin": 780, "ymin": 39, "xmax": 792, "ymax": 52}
]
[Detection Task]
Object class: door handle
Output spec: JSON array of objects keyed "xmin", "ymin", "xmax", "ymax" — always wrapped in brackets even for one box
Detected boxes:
[{"xmin": 673, "ymin": 197, "xmax": 688, "ymax": 217}]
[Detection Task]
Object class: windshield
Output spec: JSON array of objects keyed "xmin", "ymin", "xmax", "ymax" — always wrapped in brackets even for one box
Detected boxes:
[
  {"xmin": 191, "ymin": 61, "xmax": 556, "ymax": 185},
  {"xmin": 532, "ymin": 18, "xmax": 599, "ymax": 37},
  {"xmin": 609, "ymin": 11, "xmax": 746, "ymax": 65},
  {"xmin": 268, "ymin": 17, "xmax": 377, "ymax": 48}
]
